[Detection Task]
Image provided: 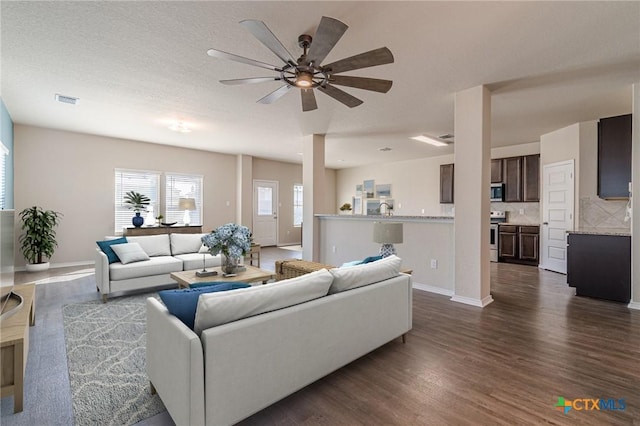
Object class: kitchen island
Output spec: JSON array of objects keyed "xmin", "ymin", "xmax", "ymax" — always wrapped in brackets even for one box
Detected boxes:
[{"xmin": 316, "ymin": 215, "xmax": 455, "ymax": 295}]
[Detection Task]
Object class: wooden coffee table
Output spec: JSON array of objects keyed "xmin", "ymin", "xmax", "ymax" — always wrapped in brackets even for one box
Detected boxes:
[{"xmin": 171, "ymin": 265, "xmax": 276, "ymax": 289}]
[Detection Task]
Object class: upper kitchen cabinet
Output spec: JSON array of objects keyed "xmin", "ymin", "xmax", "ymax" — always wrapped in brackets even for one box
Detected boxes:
[
  {"xmin": 440, "ymin": 163, "xmax": 454, "ymax": 204},
  {"xmin": 503, "ymin": 155, "xmax": 539, "ymax": 202},
  {"xmin": 490, "ymin": 159, "xmax": 503, "ymax": 183},
  {"xmin": 503, "ymin": 157, "xmax": 523, "ymax": 202},
  {"xmin": 523, "ymin": 154, "xmax": 540, "ymax": 202},
  {"xmin": 598, "ymin": 114, "xmax": 632, "ymax": 199}
]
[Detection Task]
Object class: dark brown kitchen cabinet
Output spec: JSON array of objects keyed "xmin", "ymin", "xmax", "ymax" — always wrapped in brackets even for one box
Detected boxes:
[
  {"xmin": 440, "ymin": 163, "xmax": 454, "ymax": 204},
  {"xmin": 491, "ymin": 159, "xmax": 503, "ymax": 183},
  {"xmin": 499, "ymin": 224, "xmax": 539, "ymax": 265},
  {"xmin": 503, "ymin": 157, "xmax": 523, "ymax": 202},
  {"xmin": 598, "ymin": 114, "xmax": 632, "ymax": 199},
  {"xmin": 567, "ymin": 233, "xmax": 631, "ymax": 303},
  {"xmin": 522, "ymin": 154, "xmax": 540, "ymax": 202}
]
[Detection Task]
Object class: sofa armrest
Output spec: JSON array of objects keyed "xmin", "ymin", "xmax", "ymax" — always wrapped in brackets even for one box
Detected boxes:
[
  {"xmin": 95, "ymin": 249, "xmax": 109, "ymax": 295},
  {"xmin": 146, "ymin": 298, "xmax": 205, "ymax": 426}
]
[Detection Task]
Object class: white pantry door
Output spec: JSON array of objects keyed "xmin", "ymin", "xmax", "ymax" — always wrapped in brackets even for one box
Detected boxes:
[
  {"xmin": 253, "ymin": 180, "xmax": 278, "ymax": 246},
  {"xmin": 540, "ymin": 160, "xmax": 574, "ymax": 274}
]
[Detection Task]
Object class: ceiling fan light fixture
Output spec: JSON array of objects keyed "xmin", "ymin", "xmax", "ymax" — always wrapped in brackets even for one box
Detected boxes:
[
  {"xmin": 295, "ymin": 72, "xmax": 313, "ymax": 88},
  {"xmin": 411, "ymin": 135, "xmax": 448, "ymax": 147}
]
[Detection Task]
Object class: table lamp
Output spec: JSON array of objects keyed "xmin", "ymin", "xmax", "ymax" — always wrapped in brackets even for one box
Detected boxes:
[
  {"xmin": 178, "ymin": 198, "xmax": 196, "ymax": 226},
  {"xmin": 373, "ymin": 221, "xmax": 403, "ymax": 257}
]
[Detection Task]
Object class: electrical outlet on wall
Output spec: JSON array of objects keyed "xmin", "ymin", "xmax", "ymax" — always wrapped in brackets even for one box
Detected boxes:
[{"xmin": 430, "ymin": 259, "xmax": 438, "ymax": 269}]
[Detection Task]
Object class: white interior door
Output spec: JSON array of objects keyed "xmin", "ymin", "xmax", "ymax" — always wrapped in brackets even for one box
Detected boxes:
[
  {"xmin": 253, "ymin": 180, "xmax": 278, "ymax": 246},
  {"xmin": 540, "ymin": 160, "xmax": 574, "ymax": 274}
]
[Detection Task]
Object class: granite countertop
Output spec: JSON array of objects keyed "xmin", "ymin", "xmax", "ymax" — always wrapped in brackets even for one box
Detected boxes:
[
  {"xmin": 316, "ymin": 214, "xmax": 454, "ymax": 221},
  {"xmin": 568, "ymin": 228, "xmax": 631, "ymax": 237},
  {"xmin": 499, "ymin": 222, "xmax": 540, "ymax": 226}
]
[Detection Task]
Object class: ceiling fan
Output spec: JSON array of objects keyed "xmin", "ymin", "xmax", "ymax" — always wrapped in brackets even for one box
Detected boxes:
[{"xmin": 207, "ymin": 16, "xmax": 394, "ymax": 112}]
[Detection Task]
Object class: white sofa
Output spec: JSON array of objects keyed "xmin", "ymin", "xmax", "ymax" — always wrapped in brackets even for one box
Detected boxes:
[
  {"xmin": 95, "ymin": 233, "xmax": 221, "ymax": 301},
  {"xmin": 146, "ymin": 256, "xmax": 412, "ymax": 426}
]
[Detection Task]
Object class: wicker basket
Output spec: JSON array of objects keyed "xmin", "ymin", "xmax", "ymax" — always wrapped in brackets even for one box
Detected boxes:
[{"xmin": 275, "ymin": 259, "xmax": 334, "ymax": 281}]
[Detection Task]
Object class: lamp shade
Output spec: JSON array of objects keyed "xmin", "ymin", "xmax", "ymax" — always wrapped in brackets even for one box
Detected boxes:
[
  {"xmin": 178, "ymin": 198, "xmax": 196, "ymax": 210},
  {"xmin": 373, "ymin": 222, "xmax": 403, "ymax": 244}
]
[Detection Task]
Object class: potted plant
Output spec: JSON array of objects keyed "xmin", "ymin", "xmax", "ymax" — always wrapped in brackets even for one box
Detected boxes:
[
  {"xmin": 339, "ymin": 203, "xmax": 352, "ymax": 214},
  {"xmin": 19, "ymin": 206, "xmax": 63, "ymax": 272},
  {"xmin": 123, "ymin": 191, "xmax": 150, "ymax": 227}
]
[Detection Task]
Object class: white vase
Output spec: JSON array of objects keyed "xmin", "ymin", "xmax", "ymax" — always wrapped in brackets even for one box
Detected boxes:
[{"xmin": 25, "ymin": 262, "xmax": 50, "ymax": 272}]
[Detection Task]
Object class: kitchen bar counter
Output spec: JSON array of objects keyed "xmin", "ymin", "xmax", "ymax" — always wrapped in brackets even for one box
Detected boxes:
[
  {"xmin": 567, "ymin": 228, "xmax": 631, "ymax": 237},
  {"xmin": 316, "ymin": 214, "xmax": 454, "ymax": 223}
]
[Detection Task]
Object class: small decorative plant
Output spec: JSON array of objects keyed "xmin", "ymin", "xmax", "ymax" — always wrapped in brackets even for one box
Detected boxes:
[
  {"xmin": 339, "ymin": 203, "xmax": 352, "ymax": 211},
  {"xmin": 123, "ymin": 191, "xmax": 150, "ymax": 212},
  {"xmin": 155, "ymin": 214, "xmax": 164, "ymax": 221},
  {"xmin": 19, "ymin": 206, "xmax": 63, "ymax": 265}
]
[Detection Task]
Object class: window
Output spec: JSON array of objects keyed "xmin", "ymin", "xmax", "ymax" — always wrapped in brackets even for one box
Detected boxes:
[
  {"xmin": 0, "ymin": 142, "xmax": 7, "ymax": 209},
  {"xmin": 165, "ymin": 173, "xmax": 203, "ymax": 225},
  {"xmin": 293, "ymin": 184, "xmax": 303, "ymax": 227},
  {"xmin": 114, "ymin": 169, "xmax": 160, "ymax": 233}
]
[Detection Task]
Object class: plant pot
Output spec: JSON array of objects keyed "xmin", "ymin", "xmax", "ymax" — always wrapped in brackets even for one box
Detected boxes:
[
  {"xmin": 221, "ymin": 253, "xmax": 241, "ymax": 276},
  {"xmin": 132, "ymin": 212, "xmax": 144, "ymax": 227},
  {"xmin": 25, "ymin": 262, "xmax": 50, "ymax": 272}
]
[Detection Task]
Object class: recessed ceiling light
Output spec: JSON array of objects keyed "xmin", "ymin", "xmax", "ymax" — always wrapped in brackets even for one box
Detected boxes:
[
  {"xmin": 296, "ymin": 152, "xmax": 303, "ymax": 156},
  {"xmin": 168, "ymin": 122, "xmax": 192, "ymax": 133},
  {"xmin": 411, "ymin": 135, "xmax": 448, "ymax": 147}
]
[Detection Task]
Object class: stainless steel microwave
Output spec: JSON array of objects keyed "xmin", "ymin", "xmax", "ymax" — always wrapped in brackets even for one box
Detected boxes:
[{"xmin": 490, "ymin": 183, "xmax": 505, "ymax": 202}]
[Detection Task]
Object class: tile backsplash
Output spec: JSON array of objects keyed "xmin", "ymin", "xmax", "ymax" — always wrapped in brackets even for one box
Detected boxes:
[
  {"xmin": 491, "ymin": 202, "xmax": 540, "ymax": 224},
  {"xmin": 579, "ymin": 197, "xmax": 630, "ymax": 230}
]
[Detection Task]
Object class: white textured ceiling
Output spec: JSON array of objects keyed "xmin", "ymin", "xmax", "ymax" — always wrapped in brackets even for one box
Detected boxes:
[{"xmin": 2, "ymin": 1, "xmax": 639, "ymax": 168}]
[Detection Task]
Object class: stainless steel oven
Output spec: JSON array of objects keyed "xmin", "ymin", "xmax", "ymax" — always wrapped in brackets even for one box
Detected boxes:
[{"xmin": 490, "ymin": 211, "xmax": 505, "ymax": 262}]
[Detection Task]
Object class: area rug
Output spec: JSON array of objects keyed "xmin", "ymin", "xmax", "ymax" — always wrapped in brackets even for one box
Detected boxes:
[{"xmin": 62, "ymin": 293, "xmax": 166, "ymax": 426}]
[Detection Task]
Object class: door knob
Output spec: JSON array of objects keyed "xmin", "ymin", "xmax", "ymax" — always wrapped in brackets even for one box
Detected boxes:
[{"xmin": 543, "ymin": 222, "xmax": 549, "ymax": 225}]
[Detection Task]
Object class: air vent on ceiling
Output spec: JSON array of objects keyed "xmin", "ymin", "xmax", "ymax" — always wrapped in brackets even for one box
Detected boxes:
[
  {"xmin": 55, "ymin": 94, "xmax": 79, "ymax": 105},
  {"xmin": 379, "ymin": 147, "xmax": 392, "ymax": 152},
  {"xmin": 438, "ymin": 134, "xmax": 454, "ymax": 143}
]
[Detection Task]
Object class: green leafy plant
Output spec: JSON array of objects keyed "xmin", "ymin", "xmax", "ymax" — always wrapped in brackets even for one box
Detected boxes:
[
  {"xmin": 19, "ymin": 206, "xmax": 63, "ymax": 264},
  {"xmin": 123, "ymin": 191, "xmax": 150, "ymax": 212},
  {"xmin": 339, "ymin": 203, "xmax": 352, "ymax": 211}
]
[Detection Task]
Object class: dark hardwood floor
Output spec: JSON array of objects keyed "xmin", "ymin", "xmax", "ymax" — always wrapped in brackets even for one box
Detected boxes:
[{"xmin": 4, "ymin": 255, "xmax": 639, "ymax": 425}]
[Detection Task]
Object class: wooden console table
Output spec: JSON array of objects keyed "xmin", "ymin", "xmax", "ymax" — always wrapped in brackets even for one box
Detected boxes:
[
  {"xmin": 123, "ymin": 225, "xmax": 203, "ymax": 236},
  {"xmin": 1, "ymin": 283, "xmax": 36, "ymax": 413}
]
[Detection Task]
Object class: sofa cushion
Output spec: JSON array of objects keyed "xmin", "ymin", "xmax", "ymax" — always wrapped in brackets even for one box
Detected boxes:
[
  {"xmin": 194, "ymin": 268, "xmax": 334, "ymax": 334},
  {"xmin": 173, "ymin": 253, "xmax": 222, "ymax": 271},
  {"xmin": 127, "ymin": 234, "xmax": 171, "ymax": 257},
  {"xmin": 96, "ymin": 237, "xmax": 128, "ymax": 264},
  {"xmin": 159, "ymin": 283, "xmax": 250, "ymax": 329},
  {"xmin": 328, "ymin": 255, "xmax": 401, "ymax": 294},
  {"xmin": 170, "ymin": 233, "xmax": 207, "ymax": 255},
  {"xmin": 111, "ymin": 242, "xmax": 150, "ymax": 264},
  {"xmin": 109, "ymin": 256, "xmax": 183, "ymax": 281}
]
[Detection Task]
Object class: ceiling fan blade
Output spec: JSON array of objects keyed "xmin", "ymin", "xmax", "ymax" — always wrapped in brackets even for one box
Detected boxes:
[
  {"xmin": 322, "ymin": 47, "xmax": 394, "ymax": 74},
  {"xmin": 330, "ymin": 75, "xmax": 393, "ymax": 93},
  {"xmin": 207, "ymin": 49, "xmax": 281, "ymax": 71},
  {"xmin": 317, "ymin": 84, "xmax": 363, "ymax": 108},
  {"xmin": 307, "ymin": 16, "xmax": 348, "ymax": 66},
  {"xmin": 220, "ymin": 77, "xmax": 281, "ymax": 85},
  {"xmin": 301, "ymin": 89, "xmax": 318, "ymax": 112},
  {"xmin": 257, "ymin": 85, "xmax": 292, "ymax": 104},
  {"xmin": 240, "ymin": 19, "xmax": 296, "ymax": 65}
]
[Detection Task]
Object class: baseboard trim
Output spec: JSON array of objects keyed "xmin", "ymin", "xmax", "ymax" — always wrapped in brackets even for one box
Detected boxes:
[
  {"xmin": 15, "ymin": 260, "xmax": 94, "ymax": 272},
  {"xmin": 628, "ymin": 301, "xmax": 640, "ymax": 310},
  {"xmin": 450, "ymin": 294, "xmax": 494, "ymax": 308},
  {"xmin": 412, "ymin": 282, "xmax": 454, "ymax": 297}
]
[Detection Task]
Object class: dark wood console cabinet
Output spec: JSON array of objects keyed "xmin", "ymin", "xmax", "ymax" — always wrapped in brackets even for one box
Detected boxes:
[
  {"xmin": 567, "ymin": 233, "xmax": 631, "ymax": 303},
  {"xmin": 498, "ymin": 224, "xmax": 539, "ymax": 265},
  {"xmin": 123, "ymin": 225, "xmax": 203, "ymax": 236}
]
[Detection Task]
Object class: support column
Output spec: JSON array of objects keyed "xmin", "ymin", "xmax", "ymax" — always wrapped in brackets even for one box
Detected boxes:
[
  {"xmin": 302, "ymin": 134, "xmax": 325, "ymax": 261},
  {"xmin": 236, "ymin": 154, "xmax": 253, "ymax": 228},
  {"xmin": 452, "ymin": 85, "xmax": 493, "ymax": 307},
  {"xmin": 630, "ymin": 83, "xmax": 640, "ymax": 310}
]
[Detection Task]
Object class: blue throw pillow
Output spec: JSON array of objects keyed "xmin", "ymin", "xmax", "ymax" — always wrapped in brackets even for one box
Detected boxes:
[
  {"xmin": 96, "ymin": 237, "xmax": 128, "ymax": 264},
  {"xmin": 159, "ymin": 282, "xmax": 251, "ymax": 329},
  {"xmin": 362, "ymin": 255, "xmax": 383, "ymax": 264}
]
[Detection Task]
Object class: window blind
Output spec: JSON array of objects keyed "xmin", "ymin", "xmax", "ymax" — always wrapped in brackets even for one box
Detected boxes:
[
  {"xmin": 165, "ymin": 173, "xmax": 203, "ymax": 225},
  {"xmin": 293, "ymin": 184, "xmax": 303, "ymax": 227},
  {"xmin": 0, "ymin": 142, "xmax": 8, "ymax": 210},
  {"xmin": 114, "ymin": 169, "xmax": 160, "ymax": 233}
]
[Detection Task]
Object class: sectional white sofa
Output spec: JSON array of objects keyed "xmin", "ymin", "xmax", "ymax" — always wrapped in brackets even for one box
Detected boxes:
[
  {"xmin": 146, "ymin": 255, "xmax": 412, "ymax": 426},
  {"xmin": 95, "ymin": 233, "xmax": 221, "ymax": 301}
]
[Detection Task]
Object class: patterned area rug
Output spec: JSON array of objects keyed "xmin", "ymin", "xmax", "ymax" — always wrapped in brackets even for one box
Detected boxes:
[{"xmin": 62, "ymin": 294, "xmax": 166, "ymax": 426}]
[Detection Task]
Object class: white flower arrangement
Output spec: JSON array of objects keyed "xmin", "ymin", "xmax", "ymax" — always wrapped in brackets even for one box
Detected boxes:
[{"xmin": 201, "ymin": 223, "xmax": 252, "ymax": 258}]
